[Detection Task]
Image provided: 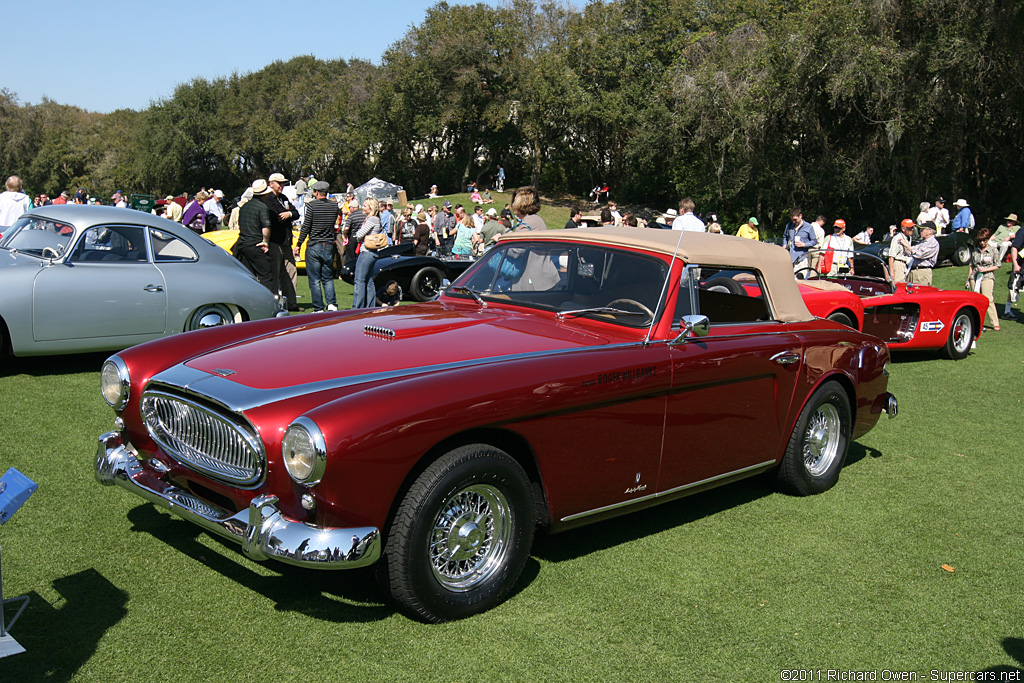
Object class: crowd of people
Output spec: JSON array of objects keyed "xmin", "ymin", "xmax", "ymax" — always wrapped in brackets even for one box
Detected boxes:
[
  {"xmin": 216, "ymin": 177, "xmax": 552, "ymax": 312},
  {"xmin": 3, "ymin": 170, "xmax": 1021, "ymax": 326}
]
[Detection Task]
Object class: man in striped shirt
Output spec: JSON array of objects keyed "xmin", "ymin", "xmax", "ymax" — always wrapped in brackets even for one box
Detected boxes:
[{"xmin": 295, "ymin": 181, "xmax": 341, "ymax": 312}]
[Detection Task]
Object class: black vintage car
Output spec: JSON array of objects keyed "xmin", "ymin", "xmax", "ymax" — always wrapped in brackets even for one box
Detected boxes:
[
  {"xmin": 339, "ymin": 243, "xmax": 477, "ymax": 302},
  {"xmin": 857, "ymin": 229, "xmax": 973, "ymax": 267}
]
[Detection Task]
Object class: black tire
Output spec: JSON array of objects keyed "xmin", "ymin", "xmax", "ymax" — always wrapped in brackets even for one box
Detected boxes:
[
  {"xmin": 777, "ymin": 380, "xmax": 851, "ymax": 496},
  {"xmin": 702, "ymin": 276, "xmax": 745, "ymax": 296},
  {"xmin": 379, "ymin": 445, "xmax": 534, "ymax": 622},
  {"xmin": 941, "ymin": 308, "xmax": 974, "ymax": 360},
  {"xmin": 186, "ymin": 303, "xmax": 235, "ymax": 331},
  {"xmin": 951, "ymin": 244, "xmax": 972, "ymax": 267},
  {"xmin": 826, "ymin": 311, "xmax": 856, "ymax": 329},
  {"xmin": 410, "ymin": 266, "xmax": 445, "ymax": 301}
]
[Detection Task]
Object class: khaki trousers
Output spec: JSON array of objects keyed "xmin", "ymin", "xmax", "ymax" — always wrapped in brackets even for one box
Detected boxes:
[{"xmin": 908, "ymin": 267, "xmax": 933, "ymax": 287}]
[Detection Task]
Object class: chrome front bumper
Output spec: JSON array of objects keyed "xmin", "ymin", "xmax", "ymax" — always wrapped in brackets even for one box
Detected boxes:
[{"xmin": 95, "ymin": 431, "xmax": 380, "ymax": 569}]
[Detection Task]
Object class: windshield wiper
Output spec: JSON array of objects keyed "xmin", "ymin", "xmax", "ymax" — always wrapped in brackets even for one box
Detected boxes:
[
  {"xmin": 447, "ymin": 286, "xmax": 488, "ymax": 308},
  {"xmin": 556, "ymin": 307, "xmax": 646, "ymax": 321}
]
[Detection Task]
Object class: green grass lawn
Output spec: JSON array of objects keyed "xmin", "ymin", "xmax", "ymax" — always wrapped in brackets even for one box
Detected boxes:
[{"xmin": 1, "ymin": 247, "xmax": 1022, "ymax": 681}]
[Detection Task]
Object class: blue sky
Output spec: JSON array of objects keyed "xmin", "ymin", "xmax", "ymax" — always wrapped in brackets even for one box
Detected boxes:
[{"xmin": 3, "ymin": 0, "xmax": 509, "ymax": 113}]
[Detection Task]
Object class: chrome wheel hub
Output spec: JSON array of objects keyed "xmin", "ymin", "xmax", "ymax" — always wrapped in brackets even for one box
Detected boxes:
[
  {"xmin": 952, "ymin": 316, "xmax": 970, "ymax": 353},
  {"xmin": 803, "ymin": 403, "xmax": 841, "ymax": 476},
  {"xmin": 197, "ymin": 312, "xmax": 228, "ymax": 328},
  {"xmin": 429, "ymin": 484, "xmax": 510, "ymax": 591}
]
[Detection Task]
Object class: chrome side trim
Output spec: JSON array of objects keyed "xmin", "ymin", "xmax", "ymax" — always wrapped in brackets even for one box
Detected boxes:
[
  {"xmin": 560, "ymin": 459, "xmax": 777, "ymax": 523},
  {"xmin": 95, "ymin": 431, "xmax": 380, "ymax": 569}
]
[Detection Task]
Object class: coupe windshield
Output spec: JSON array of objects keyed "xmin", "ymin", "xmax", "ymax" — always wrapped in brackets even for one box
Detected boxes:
[
  {"xmin": 1, "ymin": 216, "xmax": 75, "ymax": 257},
  {"xmin": 451, "ymin": 242, "xmax": 669, "ymax": 327}
]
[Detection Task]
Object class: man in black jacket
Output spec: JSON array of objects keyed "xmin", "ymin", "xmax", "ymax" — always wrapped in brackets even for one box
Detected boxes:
[
  {"xmin": 235, "ymin": 179, "xmax": 274, "ymax": 292},
  {"xmin": 263, "ymin": 172, "xmax": 299, "ymax": 310}
]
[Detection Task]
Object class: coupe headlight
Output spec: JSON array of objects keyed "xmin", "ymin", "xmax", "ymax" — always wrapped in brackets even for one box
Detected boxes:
[
  {"xmin": 282, "ymin": 417, "xmax": 327, "ymax": 485},
  {"xmin": 100, "ymin": 356, "xmax": 130, "ymax": 411}
]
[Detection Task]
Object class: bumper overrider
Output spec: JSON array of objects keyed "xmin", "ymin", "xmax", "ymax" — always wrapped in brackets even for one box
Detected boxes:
[{"xmin": 95, "ymin": 431, "xmax": 381, "ymax": 569}]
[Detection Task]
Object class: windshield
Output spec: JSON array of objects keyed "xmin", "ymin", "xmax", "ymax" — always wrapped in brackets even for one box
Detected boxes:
[
  {"xmin": 1, "ymin": 216, "xmax": 76, "ymax": 258},
  {"xmin": 450, "ymin": 241, "xmax": 669, "ymax": 328}
]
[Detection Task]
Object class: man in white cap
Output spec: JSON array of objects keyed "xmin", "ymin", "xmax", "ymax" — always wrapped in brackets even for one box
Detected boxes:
[
  {"xmin": 235, "ymin": 179, "xmax": 275, "ymax": 292},
  {"xmin": 951, "ymin": 198, "xmax": 974, "ymax": 232},
  {"xmin": 164, "ymin": 195, "xmax": 183, "ymax": 222},
  {"xmin": 203, "ymin": 189, "xmax": 225, "ymax": 227},
  {"xmin": 264, "ymin": 172, "xmax": 299, "ymax": 310}
]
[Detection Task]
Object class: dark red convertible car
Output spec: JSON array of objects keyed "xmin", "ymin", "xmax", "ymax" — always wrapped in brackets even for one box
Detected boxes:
[{"xmin": 95, "ymin": 228, "xmax": 896, "ymax": 621}]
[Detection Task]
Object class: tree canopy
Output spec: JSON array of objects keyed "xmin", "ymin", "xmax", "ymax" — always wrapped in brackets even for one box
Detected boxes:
[{"xmin": 2, "ymin": 0, "xmax": 1022, "ymax": 232}]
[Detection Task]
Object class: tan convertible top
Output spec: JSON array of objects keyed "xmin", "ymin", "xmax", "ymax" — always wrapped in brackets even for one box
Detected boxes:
[{"xmin": 498, "ymin": 226, "xmax": 814, "ymax": 322}]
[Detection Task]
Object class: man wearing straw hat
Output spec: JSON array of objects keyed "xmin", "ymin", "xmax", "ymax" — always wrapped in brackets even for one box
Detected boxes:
[{"xmin": 993, "ymin": 213, "xmax": 1018, "ymax": 264}]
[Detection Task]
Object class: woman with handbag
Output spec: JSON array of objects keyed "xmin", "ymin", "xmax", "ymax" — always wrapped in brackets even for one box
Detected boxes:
[{"xmin": 353, "ymin": 198, "xmax": 386, "ymax": 308}]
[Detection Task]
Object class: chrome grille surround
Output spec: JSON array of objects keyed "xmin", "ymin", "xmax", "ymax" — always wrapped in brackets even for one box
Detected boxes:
[{"xmin": 141, "ymin": 389, "xmax": 265, "ymax": 487}]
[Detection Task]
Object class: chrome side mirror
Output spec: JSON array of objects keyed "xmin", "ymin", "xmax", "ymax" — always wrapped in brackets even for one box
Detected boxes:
[{"xmin": 670, "ymin": 314, "xmax": 710, "ymax": 344}]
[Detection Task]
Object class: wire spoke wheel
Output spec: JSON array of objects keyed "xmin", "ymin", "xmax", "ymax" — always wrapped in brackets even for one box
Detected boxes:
[
  {"xmin": 777, "ymin": 380, "xmax": 851, "ymax": 496},
  {"xmin": 802, "ymin": 403, "xmax": 841, "ymax": 477},
  {"xmin": 429, "ymin": 484, "xmax": 510, "ymax": 591}
]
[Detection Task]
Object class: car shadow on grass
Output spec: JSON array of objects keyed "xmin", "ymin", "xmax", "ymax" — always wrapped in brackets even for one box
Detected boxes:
[
  {"xmin": 125, "ymin": 505, "xmax": 393, "ymax": 623},
  {"xmin": 2, "ymin": 568, "xmax": 128, "ymax": 682},
  {"xmin": 533, "ymin": 442, "xmax": 883, "ymax": 565},
  {"xmin": 981, "ymin": 636, "xmax": 1024, "ymax": 677},
  {"xmin": 0, "ymin": 351, "xmax": 109, "ymax": 378},
  {"xmin": 531, "ymin": 473, "xmax": 778, "ymax": 564}
]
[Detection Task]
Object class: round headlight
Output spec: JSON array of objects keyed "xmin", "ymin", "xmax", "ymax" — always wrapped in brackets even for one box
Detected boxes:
[
  {"xmin": 282, "ymin": 417, "xmax": 326, "ymax": 485},
  {"xmin": 100, "ymin": 356, "xmax": 130, "ymax": 411}
]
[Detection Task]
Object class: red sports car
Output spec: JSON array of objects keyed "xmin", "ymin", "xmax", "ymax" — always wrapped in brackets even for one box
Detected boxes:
[
  {"xmin": 95, "ymin": 229, "xmax": 896, "ymax": 622},
  {"xmin": 791, "ymin": 251, "xmax": 988, "ymax": 360}
]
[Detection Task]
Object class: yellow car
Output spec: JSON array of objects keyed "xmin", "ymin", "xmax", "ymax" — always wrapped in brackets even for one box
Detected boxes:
[{"xmin": 204, "ymin": 226, "xmax": 310, "ymax": 270}]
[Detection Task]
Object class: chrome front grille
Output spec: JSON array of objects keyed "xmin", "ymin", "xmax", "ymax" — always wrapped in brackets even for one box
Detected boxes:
[{"xmin": 141, "ymin": 390, "xmax": 264, "ymax": 486}]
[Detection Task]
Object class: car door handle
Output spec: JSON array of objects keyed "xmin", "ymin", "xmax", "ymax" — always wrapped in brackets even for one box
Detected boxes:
[
  {"xmin": 770, "ymin": 351, "xmax": 801, "ymax": 365},
  {"xmin": 143, "ymin": 284, "xmax": 164, "ymax": 292}
]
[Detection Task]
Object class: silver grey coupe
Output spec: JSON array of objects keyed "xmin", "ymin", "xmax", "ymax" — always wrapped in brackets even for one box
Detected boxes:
[{"xmin": 0, "ymin": 204, "xmax": 284, "ymax": 356}]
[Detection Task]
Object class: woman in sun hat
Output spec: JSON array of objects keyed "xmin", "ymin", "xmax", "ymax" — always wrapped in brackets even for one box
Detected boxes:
[{"xmin": 951, "ymin": 199, "xmax": 974, "ymax": 232}]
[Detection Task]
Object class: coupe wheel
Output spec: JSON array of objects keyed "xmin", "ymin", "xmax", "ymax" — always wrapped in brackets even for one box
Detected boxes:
[
  {"xmin": 186, "ymin": 303, "xmax": 236, "ymax": 331},
  {"xmin": 777, "ymin": 380, "xmax": 851, "ymax": 496},
  {"xmin": 942, "ymin": 308, "xmax": 974, "ymax": 360},
  {"xmin": 410, "ymin": 266, "xmax": 445, "ymax": 301},
  {"xmin": 951, "ymin": 244, "xmax": 972, "ymax": 267},
  {"xmin": 379, "ymin": 444, "xmax": 534, "ymax": 622}
]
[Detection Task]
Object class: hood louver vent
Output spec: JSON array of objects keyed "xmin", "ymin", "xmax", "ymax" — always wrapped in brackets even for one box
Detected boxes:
[{"xmin": 364, "ymin": 325, "xmax": 397, "ymax": 339}]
